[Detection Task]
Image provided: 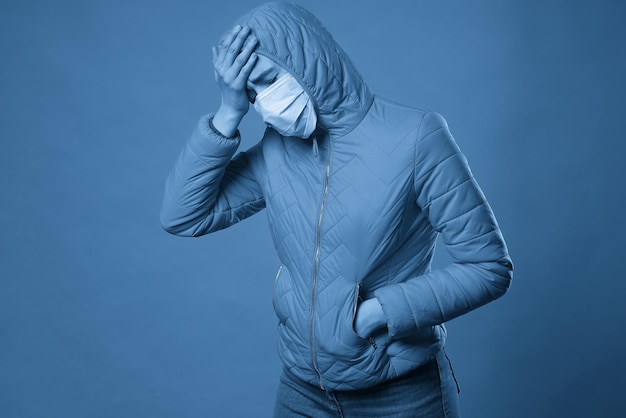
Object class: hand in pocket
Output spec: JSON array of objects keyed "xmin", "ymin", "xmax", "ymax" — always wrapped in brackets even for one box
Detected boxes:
[{"xmin": 353, "ymin": 297, "xmax": 386, "ymax": 339}]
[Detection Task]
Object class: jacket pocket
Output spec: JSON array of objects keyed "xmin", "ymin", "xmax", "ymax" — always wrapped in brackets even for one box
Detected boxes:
[
  {"xmin": 272, "ymin": 265, "xmax": 288, "ymax": 324},
  {"xmin": 350, "ymin": 283, "xmax": 362, "ymax": 338},
  {"xmin": 316, "ymin": 282, "xmax": 369, "ymax": 360},
  {"xmin": 351, "ymin": 283, "xmax": 386, "ymax": 350}
]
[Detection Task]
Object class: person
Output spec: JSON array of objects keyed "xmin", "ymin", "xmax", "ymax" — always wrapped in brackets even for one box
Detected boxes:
[{"xmin": 160, "ymin": 2, "xmax": 513, "ymax": 417}]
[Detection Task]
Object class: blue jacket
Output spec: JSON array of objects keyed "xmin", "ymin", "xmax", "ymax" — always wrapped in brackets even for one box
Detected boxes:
[{"xmin": 161, "ymin": 2, "xmax": 513, "ymax": 391}]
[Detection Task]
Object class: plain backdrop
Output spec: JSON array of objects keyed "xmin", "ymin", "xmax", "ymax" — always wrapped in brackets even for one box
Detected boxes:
[{"xmin": 1, "ymin": 0, "xmax": 625, "ymax": 417}]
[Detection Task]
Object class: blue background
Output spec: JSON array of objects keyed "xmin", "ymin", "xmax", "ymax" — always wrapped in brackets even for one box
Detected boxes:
[{"xmin": 1, "ymin": 0, "xmax": 625, "ymax": 416}]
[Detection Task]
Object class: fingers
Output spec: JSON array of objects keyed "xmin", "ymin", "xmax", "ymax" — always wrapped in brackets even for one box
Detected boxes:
[
  {"xmin": 214, "ymin": 25, "xmax": 258, "ymax": 87},
  {"xmin": 217, "ymin": 24, "xmax": 241, "ymax": 52},
  {"xmin": 236, "ymin": 52, "xmax": 258, "ymax": 85},
  {"xmin": 214, "ymin": 25, "xmax": 241, "ymax": 70},
  {"xmin": 224, "ymin": 26, "xmax": 253, "ymax": 67},
  {"xmin": 231, "ymin": 35, "xmax": 258, "ymax": 75},
  {"xmin": 216, "ymin": 25, "xmax": 250, "ymax": 68}
]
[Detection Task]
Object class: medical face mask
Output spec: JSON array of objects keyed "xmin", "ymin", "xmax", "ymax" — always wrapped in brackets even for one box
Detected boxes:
[{"xmin": 253, "ymin": 73, "xmax": 317, "ymax": 138}]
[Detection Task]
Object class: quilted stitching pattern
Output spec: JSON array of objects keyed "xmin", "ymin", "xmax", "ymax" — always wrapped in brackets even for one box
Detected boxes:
[{"xmin": 161, "ymin": 3, "xmax": 512, "ymax": 391}]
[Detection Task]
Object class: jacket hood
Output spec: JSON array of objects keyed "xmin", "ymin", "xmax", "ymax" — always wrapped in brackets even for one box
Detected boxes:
[{"xmin": 235, "ymin": 2, "xmax": 374, "ymax": 138}]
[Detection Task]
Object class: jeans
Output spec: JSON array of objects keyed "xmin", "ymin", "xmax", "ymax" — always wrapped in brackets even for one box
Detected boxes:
[{"xmin": 273, "ymin": 349, "xmax": 461, "ymax": 417}]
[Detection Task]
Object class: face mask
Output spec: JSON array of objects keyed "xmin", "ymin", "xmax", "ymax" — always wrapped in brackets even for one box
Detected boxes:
[{"xmin": 253, "ymin": 73, "xmax": 317, "ymax": 138}]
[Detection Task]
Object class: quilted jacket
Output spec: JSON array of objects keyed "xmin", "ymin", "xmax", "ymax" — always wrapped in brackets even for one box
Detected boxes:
[{"xmin": 160, "ymin": 2, "xmax": 513, "ymax": 391}]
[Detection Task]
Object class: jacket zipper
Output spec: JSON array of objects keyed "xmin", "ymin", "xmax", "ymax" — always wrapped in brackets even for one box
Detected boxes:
[{"xmin": 310, "ymin": 136, "xmax": 332, "ymax": 390}]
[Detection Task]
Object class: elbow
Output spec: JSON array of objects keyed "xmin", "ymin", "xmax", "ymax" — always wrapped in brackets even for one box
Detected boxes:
[
  {"xmin": 160, "ymin": 211, "xmax": 188, "ymax": 236},
  {"xmin": 160, "ymin": 219, "xmax": 206, "ymax": 238},
  {"xmin": 468, "ymin": 256, "xmax": 513, "ymax": 302},
  {"xmin": 160, "ymin": 222, "xmax": 185, "ymax": 237},
  {"xmin": 160, "ymin": 207, "xmax": 203, "ymax": 237},
  {"xmin": 490, "ymin": 257, "xmax": 514, "ymax": 299}
]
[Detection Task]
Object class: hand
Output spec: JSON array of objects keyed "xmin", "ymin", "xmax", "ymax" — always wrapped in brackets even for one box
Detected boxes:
[
  {"xmin": 354, "ymin": 298, "xmax": 387, "ymax": 339},
  {"xmin": 212, "ymin": 25, "xmax": 258, "ymax": 137}
]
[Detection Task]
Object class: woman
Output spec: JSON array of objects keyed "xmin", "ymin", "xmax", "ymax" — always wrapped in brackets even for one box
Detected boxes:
[{"xmin": 160, "ymin": 2, "xmax": 513, "ymax": 417}]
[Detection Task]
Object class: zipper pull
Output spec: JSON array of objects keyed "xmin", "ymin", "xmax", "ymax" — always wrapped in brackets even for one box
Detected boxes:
[{"xmin": 312, "ymin": 136, "xmax": 319, "ymax": 157}]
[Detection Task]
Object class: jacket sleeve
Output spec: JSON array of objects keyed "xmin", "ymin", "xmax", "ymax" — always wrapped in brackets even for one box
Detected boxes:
[
  {"xmin": 374, "ymin": 111, "xmax": 513, "ymax": 339},
  {"xmin": 160, "ymin": 113, "xmax": 265, "ymax": 237}
]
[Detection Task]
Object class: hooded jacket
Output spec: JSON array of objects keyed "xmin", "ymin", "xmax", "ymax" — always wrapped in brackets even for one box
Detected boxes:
[{"xmin": 161, "ymin": 2, "xmax": 513, "ymax": 391}]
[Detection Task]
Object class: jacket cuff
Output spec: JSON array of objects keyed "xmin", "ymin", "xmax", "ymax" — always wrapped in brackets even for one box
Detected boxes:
[
  {"xmin": 373, "ymin": 284, "xmax": 419, "ymax": 339},
  {"xmin": 188, "ymin": 114, "xmax": 241, "ymax": 159},
  {"xmin": 204, "ymin": 113, "xmax": 240, "ymax": 140}
]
